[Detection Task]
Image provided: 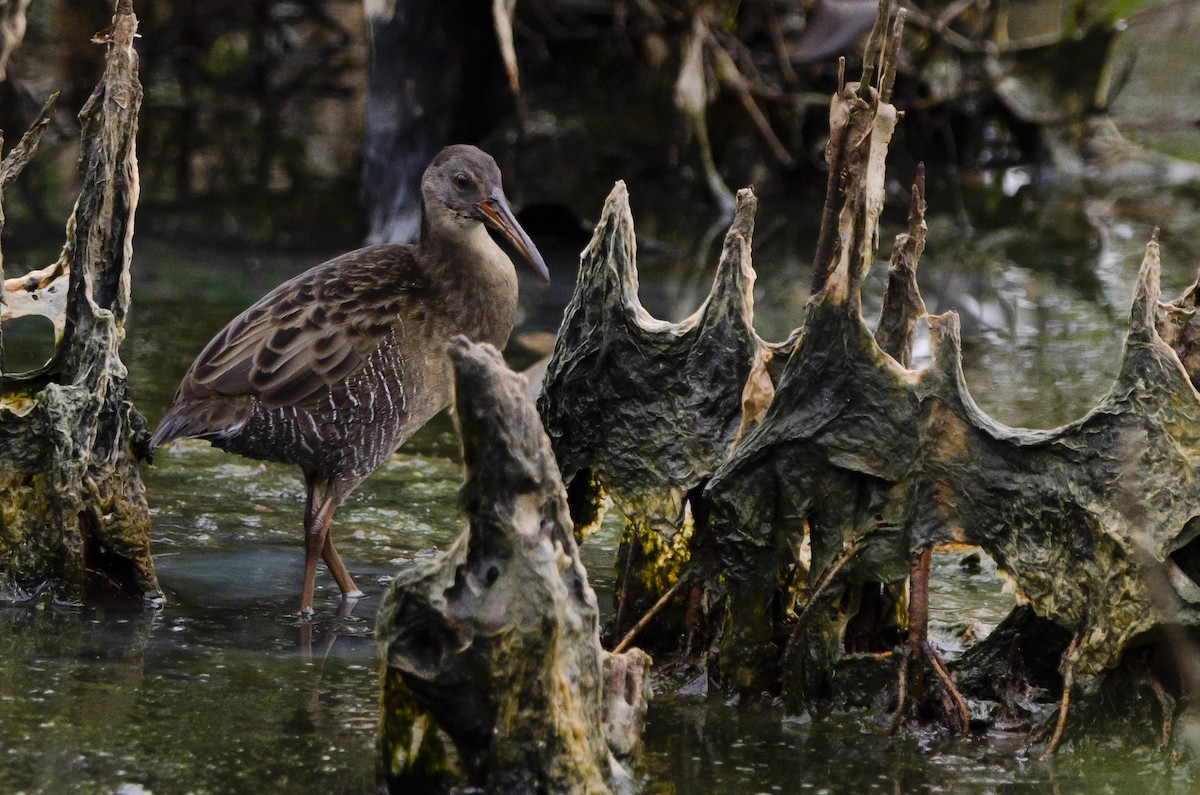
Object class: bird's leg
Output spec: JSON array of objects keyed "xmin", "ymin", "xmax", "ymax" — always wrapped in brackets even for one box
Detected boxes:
[
  {"xmin": 299, "ymin": 472, "xmax": 321, "ymax": 619},
  {"xmin": 301, "ymin": 474, "xmax": 362, "ymax": 611},
  {"xmin": 304, "ymin": 471, "xmax": 320, "ymax": 529},
  {"xmin": 301, "ymin": 490, "xmax": 339, "ymax": 617},
  {"xmin": 321, "ymin": 535, "xmax": 363, "ymax": 600}
]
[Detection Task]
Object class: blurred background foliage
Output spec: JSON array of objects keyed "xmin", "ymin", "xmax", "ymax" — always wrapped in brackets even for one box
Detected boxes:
[{"xmin": 0, "ymin": 0, "xmax": 1197, "ymax": 249}]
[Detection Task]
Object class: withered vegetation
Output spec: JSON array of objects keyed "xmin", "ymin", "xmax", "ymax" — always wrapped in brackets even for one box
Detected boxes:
[
  {"xmin": 0, "ymin": 1, "xmax": 159, "ymax": 606},
  {"xmin": 538, "ymin": 0, "xmax": 1200, "ymax": 754}
]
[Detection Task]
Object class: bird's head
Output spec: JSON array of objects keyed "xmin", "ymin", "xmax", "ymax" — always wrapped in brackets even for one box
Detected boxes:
[{"xmin": 422, "ymin": 145, "xmax": 550, "ymax": 283}]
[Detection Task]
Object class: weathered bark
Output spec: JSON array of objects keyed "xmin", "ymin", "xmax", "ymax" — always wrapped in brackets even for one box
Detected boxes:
[
  {"xmin": 537, "ymin": 0, "xmax": 1200, "ymax": 749},
  {"xmin": 704, "ymin": 202, "xmax": 1200, "ymax": 717},
  {"xmin": 377, "ymin": 337, "xmax": 649, "ymax": 794},
  {"xmin": 874, "ymin": 167, "xmax": 926, "ymax": 368},
  {"xmin": 361, "ymin": 0, "xmax": 509, "ymax": 244},
  {"xmin": 880, "ymin": 168, "xmax": 971, "ymax": 730},
  {"xmin": 538, "ymin": 181, "xmax": 792, "ymax": 648},
  {"xmin": 704, "ymin": 188, "xmax": 1200, "ymax": 710},
  {"xmin": 531, "ymin": 0, "xmax": 1200, "ymax": 748},
  {"xmin": 703, "ymin": 228, "xmax": 921, "ymax": 697},
  {"xmin": 0, "ymin": 1, "xmax": 159, "ymax": 605},
  {"xmin": 810, "ymin": 54, "xmax": 899, "ymax": 290}
]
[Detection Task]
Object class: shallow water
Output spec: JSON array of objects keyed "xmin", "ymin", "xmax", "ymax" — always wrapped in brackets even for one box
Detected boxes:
[
  {"xmin": 5, "ymin": 160, "xmax": 1200, "ymax": 793},
  {"xmin": 8, "ymin": 3, "xmax": 1200, "ymax": 781}
]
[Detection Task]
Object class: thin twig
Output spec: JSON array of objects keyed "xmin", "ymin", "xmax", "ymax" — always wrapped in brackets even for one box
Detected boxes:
[
  {"xmin": 891, "ymin": 547, "xmax": 930, "ymax": 732},
  {"xmin": 927, "ymin": 640, "xmax": 970, "ymax": 734},
  {"xmin": 613, "ymin": 527, "xmax": 639, "ymax": 637},
  {"xmin": 889, "ymin": 646, "xmax": 911, "ymax": 735},
  {"xmin": 781, "ymin": 543, "xmax": 859, "ymax": 668},
  {"xmin": 811, "ymin": 121, "xmax": 850, "ymax": 292},
  {"xmin": 682, "ymin": 582, "xmax": 703, "ymax": 658},
  {"xmin": 901, "ymin": 5, "xmax": 983, "ymax": 53},
  {"xmin": 858, "ymin": 0, "xmax": 891, "ymax": 99},
  {"xmin": 491, "ymin": 0, "xmax": 527, "ymax": 138},
  {"xmin": 705, "ymin": 29, "xmax": 794, "ymax": 166},
  {"xmin": 630, "ymin": 0, "xmax": 669, "ymax": 27},
  {"xmin": 1042, "ymin": 636, "xmax": 1078, "ymax": 758},
  {"xmin": 613, "ymin": 570, "xmax": 694, "ymax": 654},
  {"xmin": 1142, "ymin": 675, "xmax": 1174, "ymax": 746},
  {"xmin": 889, "ymin": 547, "xmax": 969, "ymax": 735},
  {"xmin": 0, "ymin": 93, "xmax": 58, "ymax": 189},
  {"xmin": 880, "ymin": 8, "xmax": 907, "ymax": 105},
  {"xmin": 760, "ymin": 0, "xmax": 798, "ymax": 85},
  {"xmin": 935, "ymin": 0, "xmax": 985, "ymax": 32},
  {"xmin": 1, "ymin": 93, "xmax": 58, "ymax": 382}
]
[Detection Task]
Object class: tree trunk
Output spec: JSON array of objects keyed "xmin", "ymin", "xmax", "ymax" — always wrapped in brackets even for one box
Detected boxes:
[{"xmin": 361, "ymin": 0, "xmax": 509, "ymax": 244}]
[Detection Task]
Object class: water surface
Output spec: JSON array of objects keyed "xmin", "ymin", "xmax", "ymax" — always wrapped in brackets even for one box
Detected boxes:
[
  {"xmin": 6, "ymin": 161, "xmax": 1200, "ymax": 792},
  {"xmin": 7, "ymin": 7, "xmax": 1200, "ymax": 779}
]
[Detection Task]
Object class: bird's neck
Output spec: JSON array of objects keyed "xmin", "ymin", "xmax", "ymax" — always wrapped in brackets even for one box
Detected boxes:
[{"xmin": 420, "ymin": 219, "xmax": 519, "ymax": 347}]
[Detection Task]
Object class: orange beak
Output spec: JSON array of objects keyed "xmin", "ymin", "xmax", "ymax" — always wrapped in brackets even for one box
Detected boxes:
[{"xmin": 477, "ymin": 196, "xmax": 550, "ymax": 283}]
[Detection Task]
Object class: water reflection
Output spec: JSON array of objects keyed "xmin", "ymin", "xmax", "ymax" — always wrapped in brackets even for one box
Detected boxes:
[
  {"xmin": 639, "ymin": 697, "xmax": 1198, "ymax": 794},
  {"xmin": 0, "ymin": 599, "xmax": 377, "ymax": 793}
]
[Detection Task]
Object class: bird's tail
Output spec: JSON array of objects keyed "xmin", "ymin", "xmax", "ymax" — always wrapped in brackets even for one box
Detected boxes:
[{"xmin": 150, "ymin": 398, "xmax": 250, "ymax": 449}]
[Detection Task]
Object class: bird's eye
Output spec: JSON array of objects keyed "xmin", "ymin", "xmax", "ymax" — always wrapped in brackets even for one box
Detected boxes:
[{"xmin": 454, "ymin": 172, "xmax": 471, "ymax": 190}]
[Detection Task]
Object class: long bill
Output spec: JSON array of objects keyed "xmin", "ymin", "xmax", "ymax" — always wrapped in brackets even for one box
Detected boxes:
[{"xmin": 477, "ymin": 195, "xmax": 551, "ymax": 283}]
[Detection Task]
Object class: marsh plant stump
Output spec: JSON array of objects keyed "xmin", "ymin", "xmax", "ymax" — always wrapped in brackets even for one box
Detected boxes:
[
  {"xmin": 377, "ymin": 337, "xmax": 650, "ymax": 794},
  {"xmin": 0, "ymin": 1, "xmax": 160, "ymax": 604}
]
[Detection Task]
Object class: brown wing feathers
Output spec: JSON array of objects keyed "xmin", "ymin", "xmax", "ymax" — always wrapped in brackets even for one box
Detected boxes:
[{"xmin": 152, "ymin": 246, "xmax": 419, "ymax": 447}]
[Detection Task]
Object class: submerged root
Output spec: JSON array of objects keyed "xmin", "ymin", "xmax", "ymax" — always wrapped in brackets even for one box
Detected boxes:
[
  {"xmin": 1142, "ymin": 675, "xmax": 1175, "ymax": 746},
  {"xmin": 889, "ymin": 548, "xmax": 969, "ymax": 735}
]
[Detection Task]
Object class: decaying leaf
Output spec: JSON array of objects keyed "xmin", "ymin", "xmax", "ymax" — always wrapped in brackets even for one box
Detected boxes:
[
  {"xmin": 540, "ymin": 1, "xmax": 1200, "ymax": 742},
  {"xmin": 538, "ymin": 181, "xmax": 791, "ymax": 641}
]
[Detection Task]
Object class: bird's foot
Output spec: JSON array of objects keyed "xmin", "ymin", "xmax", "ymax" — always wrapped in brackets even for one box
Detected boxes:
[{"xmin": 335, "ymin": 593, "xmax": 364, "ymax": 618}]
